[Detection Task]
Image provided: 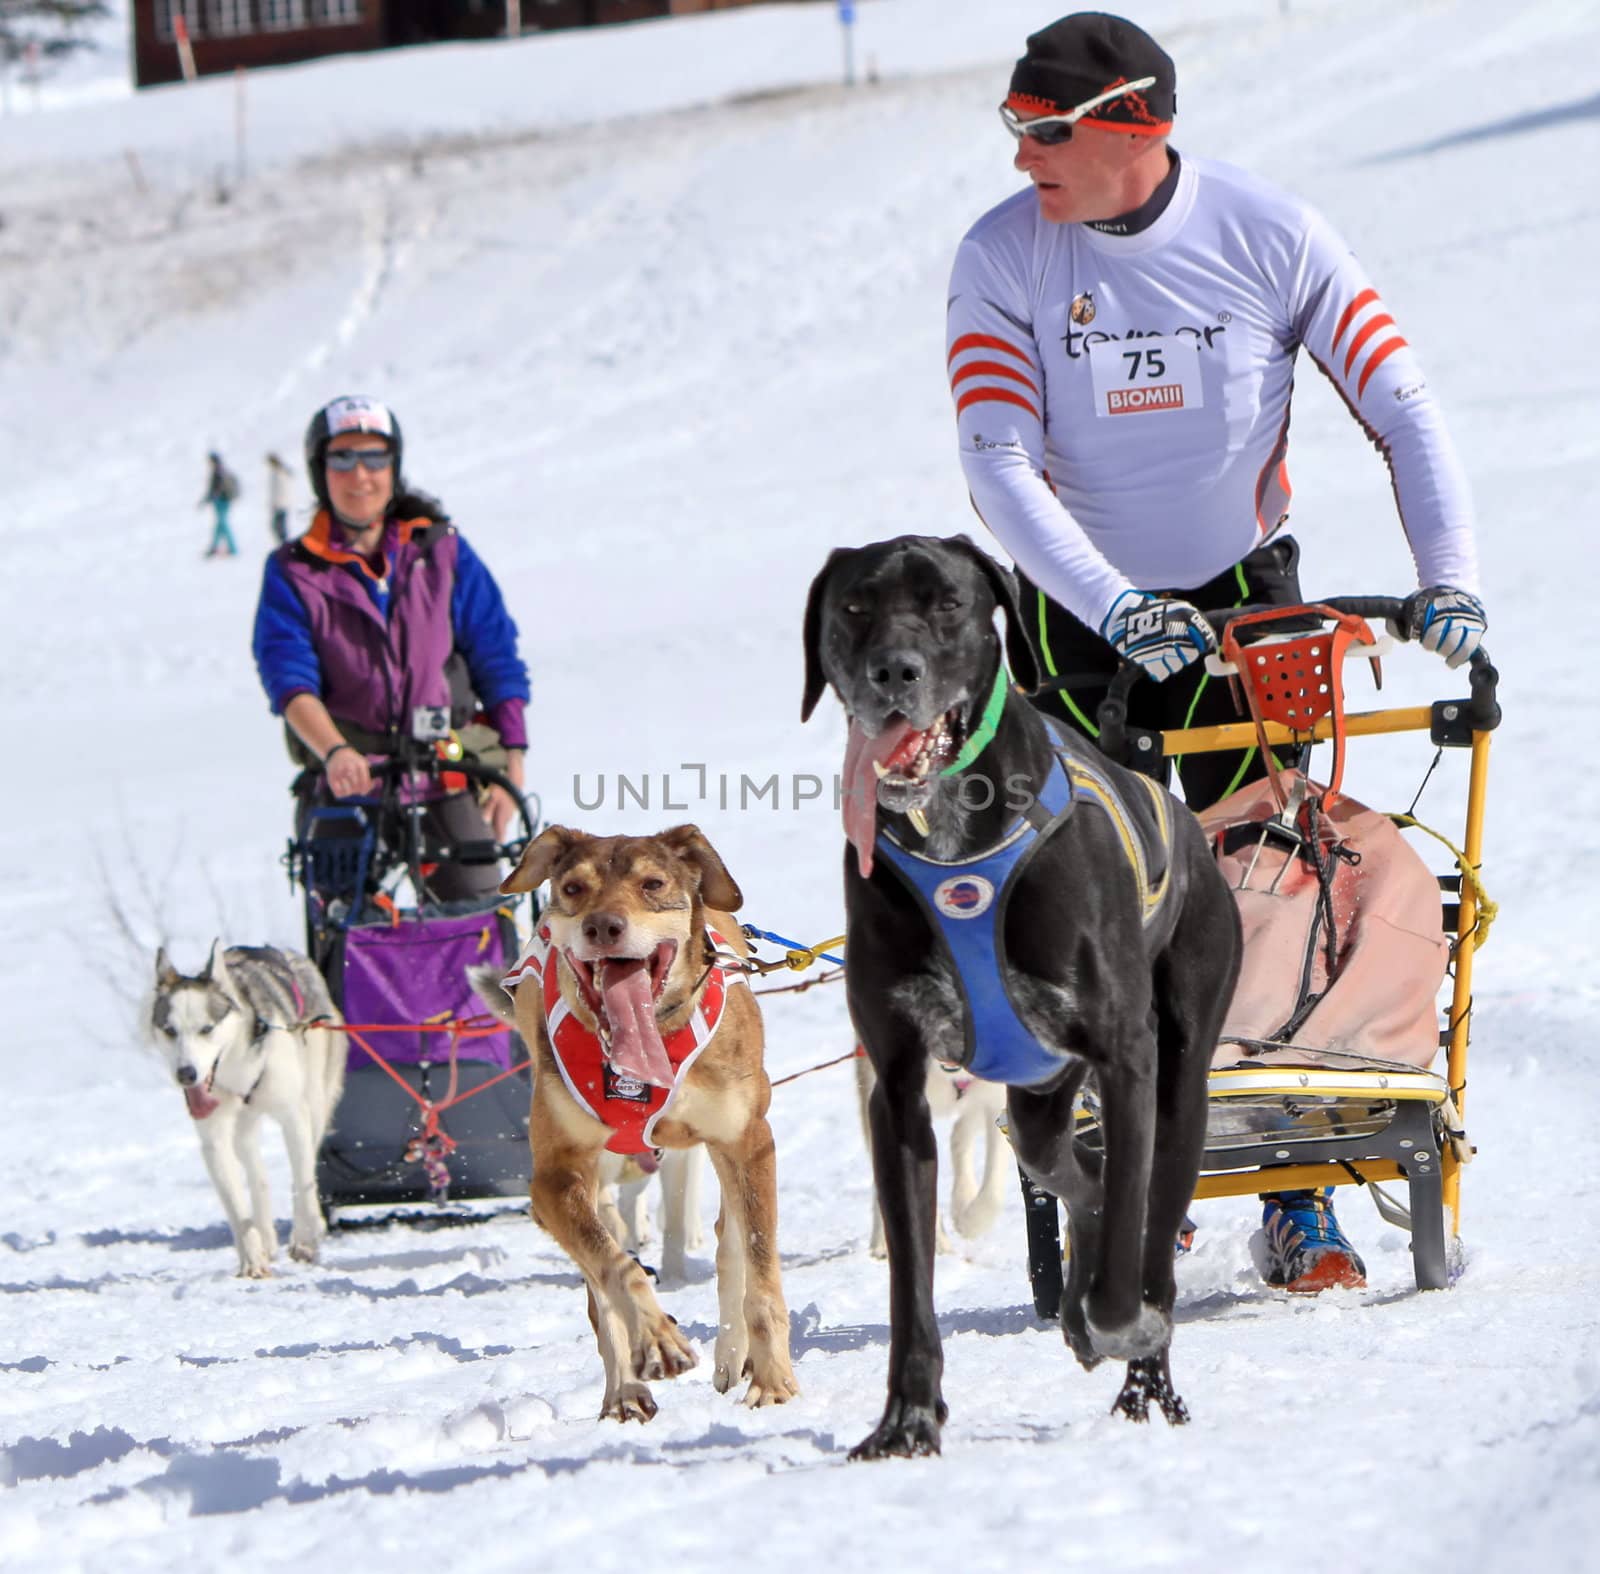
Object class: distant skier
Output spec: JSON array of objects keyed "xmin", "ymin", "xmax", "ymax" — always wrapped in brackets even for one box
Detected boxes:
[
  {"xmin": 265, "ymin": 451, "xmax": 294, "ymax": 545},
  {"xmin": 201, "ymin": 451, "xmax": 240, "ymax": 558}
]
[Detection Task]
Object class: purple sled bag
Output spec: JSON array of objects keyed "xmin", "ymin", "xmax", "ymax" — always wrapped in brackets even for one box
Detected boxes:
[{"xmin": 340, "ymin": 910, "xmax": 516, "ymax": 1071}]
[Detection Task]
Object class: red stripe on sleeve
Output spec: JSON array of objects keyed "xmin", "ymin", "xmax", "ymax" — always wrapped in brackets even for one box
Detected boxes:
[
  {"xmin": 948, "ymin": 333, "xmax": 1035, "ymax": 369},
  {"xmin": 1343, "ymin": 312, "xmax": 1396, "ymax": 378},
  {"xmin": 950, "ymin": 359, "xmax": 1041, "ymax": 396},
  {"xmin": 1330, "ymin": 288, "xmax": 1380, "ymax": 354},
  {"xmin": 955, "ymin": 386, "xmax": 1041, "ymax": 423},
  {"xmin": 1356, "ymin": 335, "xmax": 1408, "ymax": 399}
]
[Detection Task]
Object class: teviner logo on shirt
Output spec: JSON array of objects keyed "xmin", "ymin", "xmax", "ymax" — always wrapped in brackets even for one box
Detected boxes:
[{"xmin": 1064, "ymin": 321, "xmax": 1227, "ymax": 359}]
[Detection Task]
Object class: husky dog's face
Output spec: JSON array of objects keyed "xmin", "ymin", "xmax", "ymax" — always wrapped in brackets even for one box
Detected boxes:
[{"xmin": 150, "ymin": 944, "xmax": 248, "ymax": 1120}]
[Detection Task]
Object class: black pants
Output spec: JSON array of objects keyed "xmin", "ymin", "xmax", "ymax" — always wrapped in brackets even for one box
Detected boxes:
[{"xmin": 1019, "ymin": 537, "xmax": 1303, "ymax": 811}]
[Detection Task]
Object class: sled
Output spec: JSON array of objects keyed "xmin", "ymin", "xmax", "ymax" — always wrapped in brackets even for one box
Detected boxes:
[
  {"xmin": 1021, "ymin": 597, "xmax": 1499, "ymax": 1312},
  {"xmin": 286, "ymin": 743, "xmax": 542, "ymax": 1217}
]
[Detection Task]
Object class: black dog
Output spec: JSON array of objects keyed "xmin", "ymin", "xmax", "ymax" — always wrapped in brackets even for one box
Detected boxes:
[{"xmin": 802, "ymin": 535, "xmax": 1241, "ymax": 1459}]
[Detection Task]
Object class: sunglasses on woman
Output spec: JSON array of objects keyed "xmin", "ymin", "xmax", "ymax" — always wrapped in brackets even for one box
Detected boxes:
[
  {"xmin": 999, "ymin": 75, "xmax": 1158, "ymax": 146},
  {"xmin": 325, "ymin": 448, "xmax": 395, "ymax": 473}
]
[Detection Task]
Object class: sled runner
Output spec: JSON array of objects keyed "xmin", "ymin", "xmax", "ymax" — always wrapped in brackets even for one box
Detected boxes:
[
  {"xmin": 286, "ymin": 743, "xmax": 541, "ymax": 1216},
  {"xmin": 1021, "ymin": 597, "xmax": 1499, "ymax": 1311}
]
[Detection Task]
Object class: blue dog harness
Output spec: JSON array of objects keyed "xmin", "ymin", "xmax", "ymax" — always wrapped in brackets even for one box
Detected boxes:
[{"xmin": 873, "ymin": 726, "xmax": 1175, "ymax": 1088}]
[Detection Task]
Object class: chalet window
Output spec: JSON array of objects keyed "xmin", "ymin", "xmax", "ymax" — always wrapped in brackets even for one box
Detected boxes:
[
  {"xmin": 154, "ymin": 0, "xmax": 203, "ymax": 41},
  {"xmin": 260, "ymin": 0, "xmax": 306, "ymax": 29},
  {"xmin": 315, "ymin": 0, "xmax": 361, "ymax": 24},
  {"xmin": 206, "ymin": 0, "xmax": 253, "ymax": 35}
]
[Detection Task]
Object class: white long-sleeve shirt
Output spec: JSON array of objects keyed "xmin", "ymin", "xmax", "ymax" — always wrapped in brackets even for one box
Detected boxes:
[{"xmin": 947, "ymin": 155, "xmax": 1478, "ymax": 629}]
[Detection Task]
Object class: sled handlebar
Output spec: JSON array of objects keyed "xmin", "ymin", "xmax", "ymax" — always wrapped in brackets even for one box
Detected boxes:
[
  {"xmin": 1095, "ymin": 597, "xmax": 1499, "ymax": 758},
  {"xmin": 1202, "ymin": 599, "xmax": 1498, "ymax": 731},
  {"xmin": 1201, "ymin": 594, "xmax": 1406, "ymax": 631},
  {"xmin": 309, "ymin": 753, "xmax": 541, "ymax": 862}
]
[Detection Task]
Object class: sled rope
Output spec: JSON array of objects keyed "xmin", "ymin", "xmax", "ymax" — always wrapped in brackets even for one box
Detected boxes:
[
  {"xmin": 330, "ymin": 1016, "xmax": 505, "ymax": 1041},
  {"xmin": 770, "ymin": 1044, "xmax": 864, "ymax": 1089},
  {"xmin": 1387, "ymin": 814, "xmax": 1498, "ymax": 948},
  {"xmin": 753, "ymin": 966, "xmax": 845, "ymax": 997},
  {"xmin": 738, "ymin": 925, "xmax": 846, "ymax": 974},
  {"xmin": 321, "ymin": 1016, "xmax": 532, "ymax": 1200}
]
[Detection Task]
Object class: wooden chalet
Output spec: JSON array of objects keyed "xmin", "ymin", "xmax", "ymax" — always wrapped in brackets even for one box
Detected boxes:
[{"xmin": 131, "ymin": 0, "xmax": 771, "ymax": 90}]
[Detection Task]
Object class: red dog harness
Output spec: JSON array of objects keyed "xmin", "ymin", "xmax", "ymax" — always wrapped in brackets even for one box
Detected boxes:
[{"xmin": 504, "ymin": 926, "xmax": 746, "ymax": 1155}]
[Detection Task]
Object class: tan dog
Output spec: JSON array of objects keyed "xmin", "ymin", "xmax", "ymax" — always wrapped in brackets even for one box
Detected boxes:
[{"xmin": 478, "ymin": 823, "xmax": 797, "ymax": 1423}]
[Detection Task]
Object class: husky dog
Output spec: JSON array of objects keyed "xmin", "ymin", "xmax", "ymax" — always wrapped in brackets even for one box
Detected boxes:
[{"xmin": 148, "ymin": 943, "xmax": 347, "ymax": 1278}]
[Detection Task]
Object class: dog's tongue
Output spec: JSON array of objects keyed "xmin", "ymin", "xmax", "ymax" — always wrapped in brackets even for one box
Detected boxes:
[
  {"xmin": 184, "ymin": 1084, "xmax": 219, "ymax": 1121},
  {"xmin": 842, "ymin": 718, "xmax": 922, "ymax": 878},
  {"xmin": 600, "ymin": 959, "xmax": 676, "ymax": 1090}
]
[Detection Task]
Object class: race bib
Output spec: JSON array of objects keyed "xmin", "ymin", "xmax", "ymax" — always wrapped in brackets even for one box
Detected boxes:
[{"xmin": 1088, "ymin": 334, "xmax": 1203, "ymax": 418}]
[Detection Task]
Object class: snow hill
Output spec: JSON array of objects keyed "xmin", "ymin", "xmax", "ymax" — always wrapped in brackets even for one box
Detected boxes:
[{"xmin": 3, "ymin": 2, "xmax": 1598, "ymax": 1569}]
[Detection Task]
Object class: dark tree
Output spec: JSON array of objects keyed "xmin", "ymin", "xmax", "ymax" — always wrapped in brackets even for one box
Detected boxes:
[{"xmin": 0, "ymin": 0, "xmax": 110, "ymax": 70}]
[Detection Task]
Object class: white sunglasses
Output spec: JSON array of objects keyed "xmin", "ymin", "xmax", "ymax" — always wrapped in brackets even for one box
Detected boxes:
[{"xmin": 999, "ymin": 76, "xmax": 1159, "ymax": 145}]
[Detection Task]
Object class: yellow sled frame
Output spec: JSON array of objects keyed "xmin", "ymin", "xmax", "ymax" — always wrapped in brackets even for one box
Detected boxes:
[{"xmin": 1169, "ymin": 701, "xmax": 1492, "ymax": 1289}]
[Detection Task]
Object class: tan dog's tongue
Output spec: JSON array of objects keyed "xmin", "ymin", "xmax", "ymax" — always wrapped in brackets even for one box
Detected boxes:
[
  {"xmin": 842, "ymin": 718, "xmax": 921, "ymax": 878},
  {"xmin": 600, "ymin": 959, "xmax": 676, "ymax": 1089},
  {"xmin": 184, "ymin": 1084, "xmax": 219, "ymax": 1120}
]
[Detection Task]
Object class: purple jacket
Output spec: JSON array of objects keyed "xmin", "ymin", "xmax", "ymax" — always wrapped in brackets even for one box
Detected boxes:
[{"xmin": 252, "ymin": 512, "xmax": 529, "ymax": 746}]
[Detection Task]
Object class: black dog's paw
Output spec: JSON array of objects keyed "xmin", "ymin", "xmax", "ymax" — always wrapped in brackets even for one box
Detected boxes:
[
  {"xmin": 1110, "ymin": 1356, "xmax": 1189, "ymax": 1426},
  {"xmin": 1111, "ymin": 1374, "xmax": 1150, "ymax": 1423},
  {"xmin": 848, "ymin": 1397, "xmax": 947, "ymax": 1460},
  {"xmin": 1159, "ymin": 1388, "xmax": 1190, "ymax": 1426},
  {"xmin": 1060, "ymin": 1292, "xmax": 1104, "ymax": 1371}
]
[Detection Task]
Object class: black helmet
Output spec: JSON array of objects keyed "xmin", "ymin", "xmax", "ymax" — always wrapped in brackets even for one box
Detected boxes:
[{"xmin": 303, "ymin": 395, "xmax": 402, "ymax": 509}]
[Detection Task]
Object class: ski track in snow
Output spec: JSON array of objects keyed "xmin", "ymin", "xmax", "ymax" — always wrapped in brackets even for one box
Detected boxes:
[{"xmin": 3, "ymin": 1, "xmax": 1600, "ymax": 1569}]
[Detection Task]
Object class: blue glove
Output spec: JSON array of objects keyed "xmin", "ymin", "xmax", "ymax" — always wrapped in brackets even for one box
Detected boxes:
[
  {"xmin": 1389, "ymin": 586, "xmax": 1487, "ymax": 669},
  {"xmin": 1101, "ymin": 590, "xmax": 1216, "ymax": 682}
]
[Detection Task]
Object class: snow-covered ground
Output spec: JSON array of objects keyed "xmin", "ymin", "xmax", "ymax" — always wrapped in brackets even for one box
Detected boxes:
[{"xmin": 4, "ymin": 1, "xmax": 1599, "ymax": 1568}]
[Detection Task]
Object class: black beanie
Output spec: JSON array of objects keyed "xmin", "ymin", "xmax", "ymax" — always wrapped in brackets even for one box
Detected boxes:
[{"xmin": 1007, "ymin": 13, "xmax": 1176, "ymax": 133}]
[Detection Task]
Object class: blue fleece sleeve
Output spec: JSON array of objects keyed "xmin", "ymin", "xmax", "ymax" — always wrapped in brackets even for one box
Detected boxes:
[
  {"xmin": 252, "ymin": 553, "xmax": 322, "ymax": 715},
  {"xmin": 451, "ymin": 534, "xmax": 530, "ymax": 712}
]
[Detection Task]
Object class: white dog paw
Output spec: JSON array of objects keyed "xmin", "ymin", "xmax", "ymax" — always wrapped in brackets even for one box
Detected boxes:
[
  {"xmin": 712, "ymin": 1338, "xmax": 750, "ymax": 1394},
  {"xmin": 288, "ymin": 1236, "xmax": 321, "ymax": 1264},
  {"xmin": 235, "ymin": 1228, "xmax": 275, "ymax": 1279}
]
